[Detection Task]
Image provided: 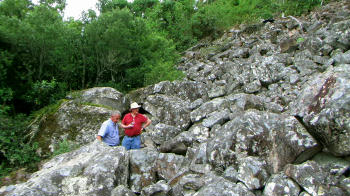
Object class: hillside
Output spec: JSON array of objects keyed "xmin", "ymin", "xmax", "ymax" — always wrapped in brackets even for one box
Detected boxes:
[{"xmin": 1, "ymin": 0, "xmax": 350, "ymax": 195}]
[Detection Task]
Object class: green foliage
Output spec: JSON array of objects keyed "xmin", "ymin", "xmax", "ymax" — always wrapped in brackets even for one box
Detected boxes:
[
  {"xmin": 277, "ymin": 0, "xmax": 327, "ymax": 16},
  {"xmin": 297, "ymin": 37, "xmax": 305, "ymax": 43},
  {"xmin": 0, "ymin": 114, "xmax": 40, "ymax": 168},
  {"xmin": 24, "ymin": 79, "xmax": 66, "ymax": 110},
  {"xmin": 31, "ymin": 99, "xmax": 66, "ymax": 119},
  {"xmin": 144, "ymin": 61, "xmax": 184, "ymax": 86},
  {"xmin": 51, "ymin": 139, "xmax": 79, "ymax": 157}
]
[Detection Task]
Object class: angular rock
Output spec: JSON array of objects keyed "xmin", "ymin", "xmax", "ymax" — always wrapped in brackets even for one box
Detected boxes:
[
  {"xmin": 148, "ymin": 123, "xmax": 182, "ymax": 145},
  {"xmin": 78, "ymin": 87, "xmax": 129, "ymax": 112},
  {"xmin": 223, "ymin": 166, "xmax": 239, "ymax": 183},
  {"xmin": 170, "ymin": 173, "xmax": 205, "ymax": 196},
  {"xmin": 237, "ymin": 156, "xmax": 269, "ymax": 190},
  {"xmin": 141, "ymin": 180, "xmax": 170, "ymax": 196},
  {"xmin": 144, "ymin": 94, "xmax": 191, "ymax": 130},
  {"xmin": 312, "ymin": 152, "xmax": 350, "ymax": 177},
  {"xmin": 333, "ymin": 50, "xmax": 350, "ymax": 65},
  {"xmin": 285, "ymin": 161, "xmax": 345, "ymax": 196},
  {"xmin": 111, "ymin": 185, "xmax": 136, "ymax": 196},
  {"xmin": 208, "ymin": 86, "xmax": 226, "ymax": 98},
  {"xmin": 339, "ymin": 177, "xmax": 350, "ymax": 194},
  {"xmin": 227, "ymin": 93, "xmax": 284, "ymax": 114},
  {"xmin": 190, "ymin": 97, "xmax": 229, "ymax": 122},
  {"xmin": 28, "ymin": 100, "xmax": 120, "ymax": 156},
  {"xmin": 202, "ymin": 109, "xmax": 231, "ymax": 128},
  {"xmin": 263, "ymin": 173, "xmax": 300, "ymax": 196},
  {"xmin": 291, "ymin": 64, "xmax": 350, "ymax": 156},
  {"xmin": 193, "ymin": 175, "xmax": 255, "ymax": 196},
  {"xmin": 129, "ymin": 149, "xmax": 159, "ymax": 193},
  {"xmin": 4, "ymin": 141, "xmax": 129, "ymax": 196},
  {"xmin": 206, "ymin": 110, "xmax": 320, "ymax": 173},
  {"xmin": 155, "ymin": 153, "xmax": 185, "ymax": 182},
  {"xmin": 187, "ymin": 124, "xmax": 210, "ymax": 144}
]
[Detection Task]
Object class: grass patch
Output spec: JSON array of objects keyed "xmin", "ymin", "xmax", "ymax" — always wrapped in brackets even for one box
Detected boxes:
[{"xmin": 51, "ymin": 139, "xmax": 80, "ymax": 157}]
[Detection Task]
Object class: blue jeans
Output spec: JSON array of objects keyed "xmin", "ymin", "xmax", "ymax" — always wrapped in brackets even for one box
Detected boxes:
[{"xmin": 122, "ymin": 135, "xmax": 141, "ymax": 150}]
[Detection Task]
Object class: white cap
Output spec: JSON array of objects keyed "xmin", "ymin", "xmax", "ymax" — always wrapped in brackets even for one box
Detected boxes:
[{"xmin": 130, "ymin": 102, "xmax": 141, "ymax": 109}]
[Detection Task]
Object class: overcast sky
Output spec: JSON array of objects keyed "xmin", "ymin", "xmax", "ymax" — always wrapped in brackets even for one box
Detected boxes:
[
  {"xmin": 63, "ymin": 0, "xmax": 99, "ymax": 19},
  {"xmin": 33, "ymin": 0, "xmax": 99, "ymax": 20}
]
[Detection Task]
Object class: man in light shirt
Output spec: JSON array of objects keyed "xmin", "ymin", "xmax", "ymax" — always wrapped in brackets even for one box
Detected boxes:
[{"xmin": 97, "ymin": 111, "xmax": 121, "ymax": 146}]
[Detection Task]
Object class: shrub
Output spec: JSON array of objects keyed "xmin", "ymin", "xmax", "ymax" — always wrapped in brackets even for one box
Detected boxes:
[
  {"xmin": 0, "ymin": 114, "xmax": 40, "ymax": 173},
  {"xmin": 52, "ymin": 139, "xmax": 79, "ymax": 157}
]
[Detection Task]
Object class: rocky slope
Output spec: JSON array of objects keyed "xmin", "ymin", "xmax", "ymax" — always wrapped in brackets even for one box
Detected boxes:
[{"xmin": 1, "ymin": 1, "xmax": 350, "ymax": 195}]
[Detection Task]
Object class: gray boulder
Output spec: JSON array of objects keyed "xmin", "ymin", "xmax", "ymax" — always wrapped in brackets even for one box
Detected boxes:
[
  {"xmin": 4, "ymin": 141, "xmax": 129, "ymax": 196},
  {"xmin": 28, "ymin": 88, "xmax": 128, "ymax": 157},
  {"xmin": 77, "ymin": 87, "xmax": 129, "ymax": 112},
  {"xmin": 263, "ymin": 173, "xmax": 300, "ymax": 196},
  {"xmin": 144, "ymin": 94, "xmax": 191, "ymax": 130},
  {"xmin": 237, "ymin": 156, "xmax": 269, "ymax": 190},
  {"xmin": 285, "ymin": 161, "xmax": 346, "ymax": 196},
  {"xmin": 111, "ymin": 185, "xmax": 136, "ymax": 196},
  {"xmin": 140, "ymin": 180, "xmax": 170, "ymax": 196},
  {"xmin": 206, "ymin": 110, "xmax": 320, "ymax": 173},
  {"xmin": 129, "ymin": 149, "xmax": 159, "ymax": 193},
  {"xmin": 291, "ymin": 64, "xmax": 350, "ymax": 156},
  {"xmin": 193, "ymin": 174, "xmax": 255, "ymax": 196}
]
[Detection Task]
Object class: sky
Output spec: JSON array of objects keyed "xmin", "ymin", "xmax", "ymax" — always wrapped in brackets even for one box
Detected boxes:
[
  {"xmin": 63, "ymin": 0, "xmax": 99, "ymax": 19},
  {"xmin": 32, "ymin": 0, "xmax": 99, "ymax": 20}
]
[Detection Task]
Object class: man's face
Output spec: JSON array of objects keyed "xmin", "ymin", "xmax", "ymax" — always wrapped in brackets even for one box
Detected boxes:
[
  {"xmin": 111, "ymin": 114, "xmax": 120, "ymax": 123},
  {"xmin": 131, "ymin": 108, "xmax": 139, "ymax": 114}
]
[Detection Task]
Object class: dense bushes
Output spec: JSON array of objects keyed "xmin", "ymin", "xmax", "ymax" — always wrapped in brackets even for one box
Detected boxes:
[{"xmin": 0, "ymin": 114, "xmax": 40, "ymax": 178}]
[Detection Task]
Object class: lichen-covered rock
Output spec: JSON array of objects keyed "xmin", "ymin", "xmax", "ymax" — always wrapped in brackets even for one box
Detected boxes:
[
  {"xmin": 285, "ymin": 161, "xmax": 346, "ymax": 196},
  {"xmin": 129, "ymin": 149, "xmax": 159, "ymax": 193},
  {"xmin": 190, "ymin": 97, "xmax": 229, "ymax": 122},
  {"xmin": 155, "ymin": 153, "xmax": 185, "ymax": 182},
  {"xmin": 291, "ymin": 64, "xmax": 350, "ymax": 156},
  {"xmin": 111, "ymin": 185, "xmax": 136, "ymax": 196},
  {"xmin": 206, "ymin": 110, "xmax": 320, "ymax": 173},
  {"xmin": 4, "ymin": 141, "xmax": 129, "ymax": 196},
  {"xmin": 140, "ymin": 180, "xmax": 170, "ymax": 196},
  {"xmin": 312, "ymin": 152, "xmax": 350, "ymax": 177},
  {"xmin": 263, "ymin": 173, "xmax": 300, "ymax": 196},
  {"xmin": 78, "ymin": 87, "xmax": 129, "ymax": 112},
  {"xmin": 148, "ymin": 123, "xmax": 182, "ymax": 145},
  {"xmin": 28, "ymin": 88, "xmax": 128, "ymax": 157},
  {"xmin": 144, "ymin": 94, "xmax": 191, "ymax": 130},
  {"xmin": 192, "ymin": 174, "xmax": 255, "ymax": 196},
  {"xmin": 237, "ymin": 156, "xmax": 269, "ymax": 190},
  {"xmin": 170, "ymin": 173, "xmax": 205, "ymax": 196}
]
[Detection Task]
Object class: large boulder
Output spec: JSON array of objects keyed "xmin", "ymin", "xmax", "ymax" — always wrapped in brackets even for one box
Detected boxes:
[
  {"xmin": 28, "ymin": 87, "xmax": 129, "ymax": 157},
  {"xmin": 3, "ymin": 141, "xmax": 129, "ymax": 196},
  {"xmin": 75, "ymin": 87, "xmax": 129, "ymax": 112},
  {"xmin": 263, "ymin": 173, "xmax": 301, "ymax": 196},
  {"xmin": 29, "ymin": 101, "xmax": 115, "ymax": 156},
  {"xmin": 291, "ymin": 64, "xmax": 350, "ymax": 156},
  {"xmin": 285, "ymin": 161, "xmax": 346, "ymax": 196},
  {"xmin": 206, "ymin": 110, "xmax": 320, "ymax": 173}
]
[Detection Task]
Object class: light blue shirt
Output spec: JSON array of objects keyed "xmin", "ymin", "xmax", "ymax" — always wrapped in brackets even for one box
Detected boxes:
[{"xmin": 98, "ymin": 119, "xmax": 119, "ymax": 146}]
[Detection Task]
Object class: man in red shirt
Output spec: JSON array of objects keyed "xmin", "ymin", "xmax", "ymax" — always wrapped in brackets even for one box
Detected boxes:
[{"xmin": 121, "ymin": 102, "xmax": 151, "ymax": 150}]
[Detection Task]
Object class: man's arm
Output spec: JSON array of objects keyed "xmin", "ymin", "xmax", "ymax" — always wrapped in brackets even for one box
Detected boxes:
[
  {"xmin": 120, "ymin": 123, "xmax": 133, "ymax": 129},
  {"xmin": 97, "ymin": 121, "xmax": 108, "ymax": 141},
  {"xmin": 141, "ymin": 119, "xmax": 151, "ymax": 130}
]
